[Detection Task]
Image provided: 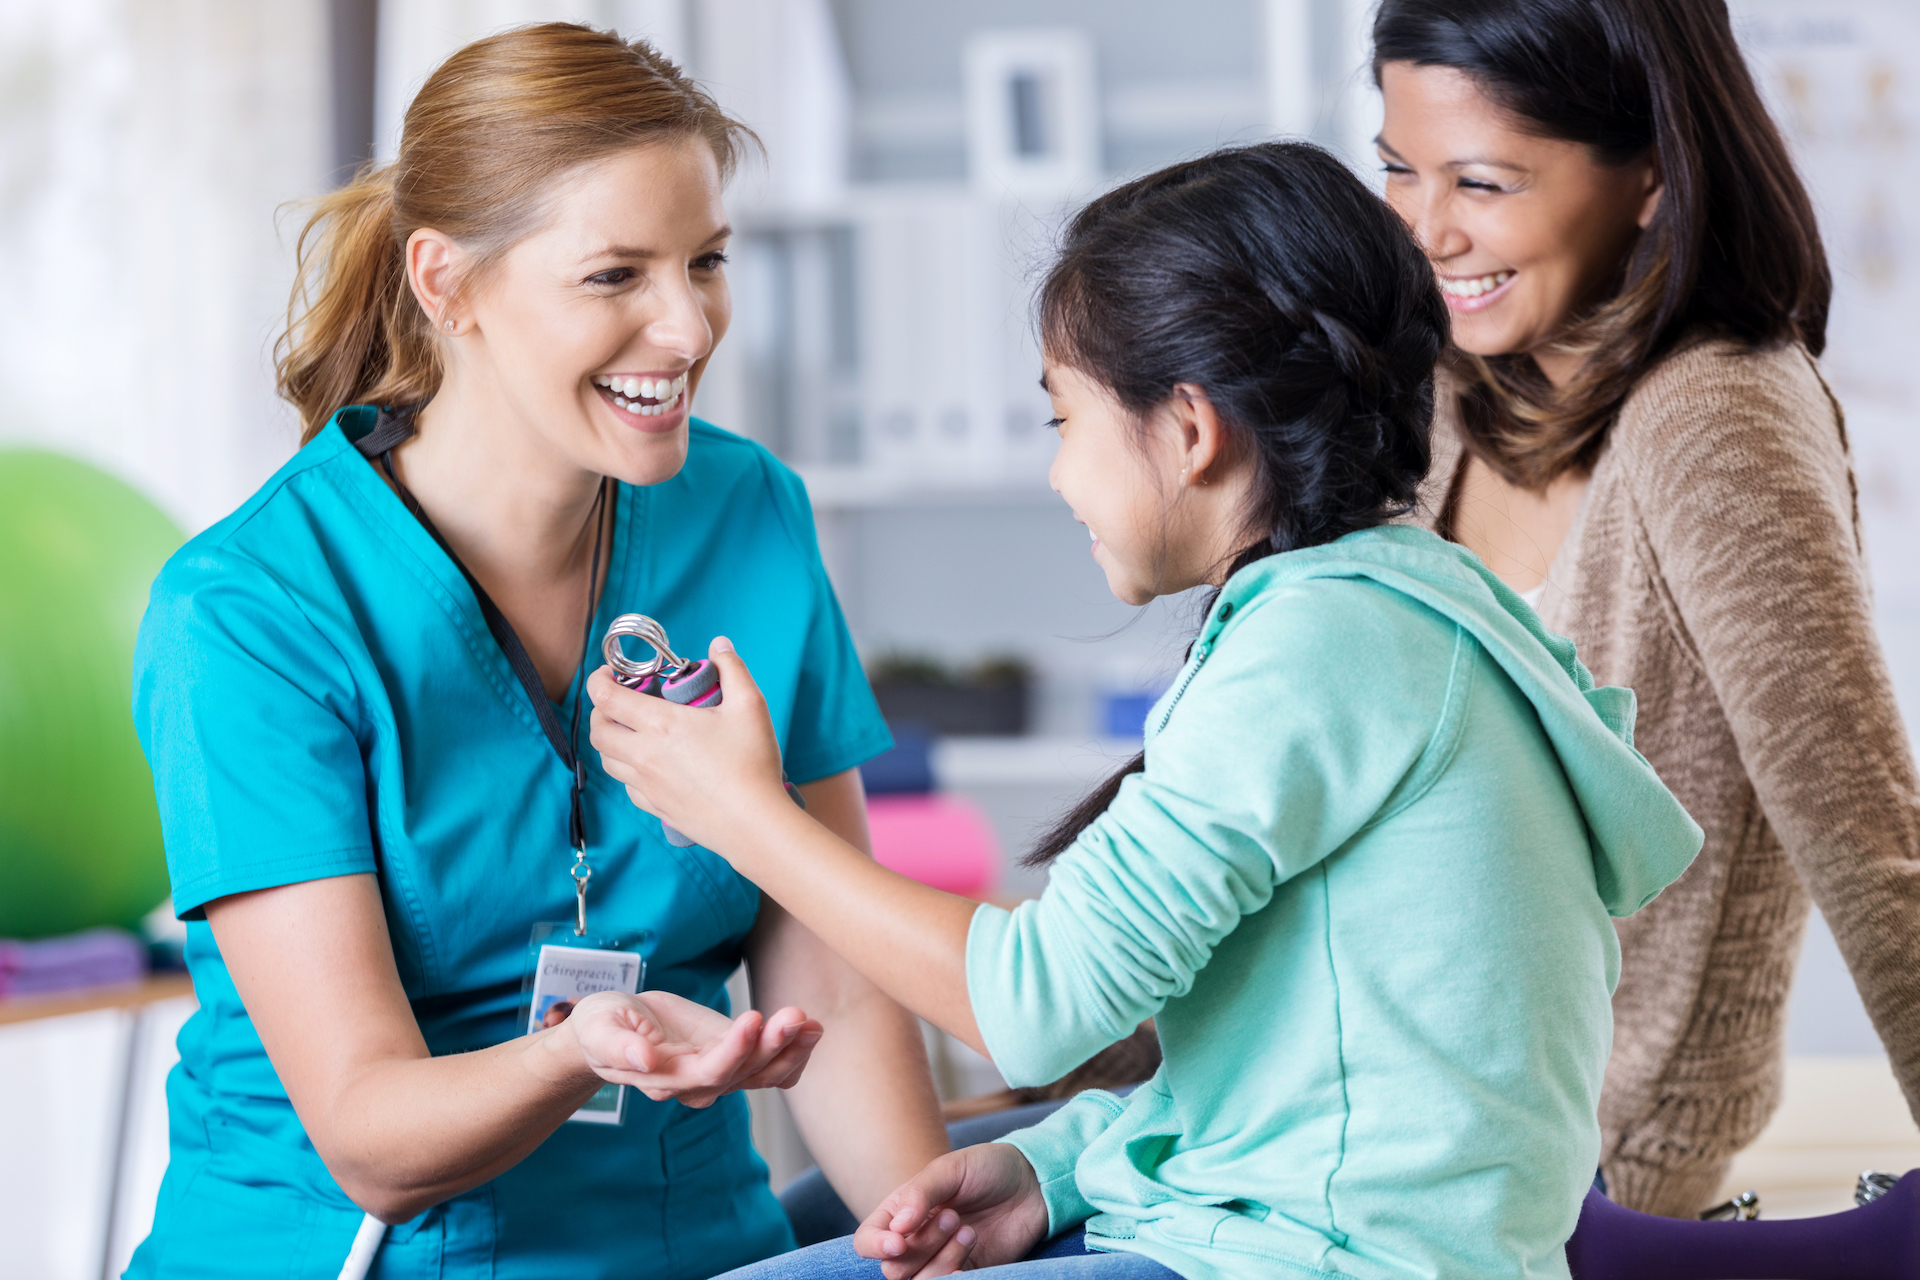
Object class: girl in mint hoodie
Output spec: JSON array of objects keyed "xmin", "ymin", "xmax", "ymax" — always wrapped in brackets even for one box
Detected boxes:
[{"xmin": 587, "ymin": 142, "xmax": 1703, "ymax": 1280}]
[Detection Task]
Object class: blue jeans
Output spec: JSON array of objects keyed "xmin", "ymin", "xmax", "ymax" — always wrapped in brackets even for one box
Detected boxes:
[
  {"xmin": 746, "ymin": 1096, "xmax": 1178, "ymax": 1278},
  {"xmin": 713, "ymin": 1228, "xmax": 1181, "ymax": 1279}
]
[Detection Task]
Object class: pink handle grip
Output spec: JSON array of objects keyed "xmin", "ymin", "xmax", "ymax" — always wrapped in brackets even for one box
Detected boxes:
[{"xmin": 659, "ymin": 659, "xmax": 722, "ymax": 708}]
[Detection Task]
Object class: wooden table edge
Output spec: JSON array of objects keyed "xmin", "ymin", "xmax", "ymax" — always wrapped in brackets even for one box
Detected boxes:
[{"xmin": 0, "ymin": 974, "xmax": 197, "ymax": 1025}]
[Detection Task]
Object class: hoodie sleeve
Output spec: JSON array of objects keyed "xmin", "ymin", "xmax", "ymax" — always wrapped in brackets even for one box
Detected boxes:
[
  {"xmin": 995, "ymin": 1088, "xmax": 1132, "ymax": 1233},
  {"xmin": 967, "ymin": 580, "xmax": 1457, "ymax": 1086}
]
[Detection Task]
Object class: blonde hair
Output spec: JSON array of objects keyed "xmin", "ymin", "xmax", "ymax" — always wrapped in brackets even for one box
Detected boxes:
[{"xmin": 276, "ymin": 23, "xmax": 753, "ymax": 444}]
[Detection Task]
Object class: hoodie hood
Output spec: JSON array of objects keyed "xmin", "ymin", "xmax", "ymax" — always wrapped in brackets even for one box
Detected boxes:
[{"xmin": 1220, "ymin": 524, "xmax": 1702, "ymax": 916}]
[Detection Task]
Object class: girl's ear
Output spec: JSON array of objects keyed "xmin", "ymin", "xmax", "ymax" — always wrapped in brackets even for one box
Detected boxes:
[{"xmin": 1170, "ymin": 383, "xmax": 1226, "ymax": 487}]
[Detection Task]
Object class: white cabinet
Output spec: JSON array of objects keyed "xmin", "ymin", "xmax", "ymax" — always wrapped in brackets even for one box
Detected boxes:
[{"xmin": 0, "ymin": 986, "xmax": 193, "ymax": 1280}]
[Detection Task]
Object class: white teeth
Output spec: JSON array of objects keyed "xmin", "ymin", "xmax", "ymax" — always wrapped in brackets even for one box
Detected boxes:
[
  {"xmin": 1440, "ymin": 270, "xmax": 1514, "ymax": 298},
  {"xmin": 1088, "ymin": 526, "xmax": 1097, "ymax": 542},
  {"xmin": 598, "ymin": 376, "xmax": 688, "ymax": 414}
]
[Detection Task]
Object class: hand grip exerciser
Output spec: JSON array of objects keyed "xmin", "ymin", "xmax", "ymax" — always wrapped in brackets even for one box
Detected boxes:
[{"xmin": 601, "ymin": 614, "xmax": 803, "ymax": 846}]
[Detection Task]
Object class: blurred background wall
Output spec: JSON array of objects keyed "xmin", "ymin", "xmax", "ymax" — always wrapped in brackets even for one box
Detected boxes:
[{"xmin": 1, "ymin": 1, "xmax": 1916, "ymax": 1275}]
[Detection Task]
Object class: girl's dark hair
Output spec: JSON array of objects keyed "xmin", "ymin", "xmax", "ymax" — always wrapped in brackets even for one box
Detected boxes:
[
  {"xmin": 1026, "ymin": 141, "xmax": 1448, "ymax": 866},
  {"xmin": 1373, "ymin": 0, "xmax": 1830, "ymax": 488}
]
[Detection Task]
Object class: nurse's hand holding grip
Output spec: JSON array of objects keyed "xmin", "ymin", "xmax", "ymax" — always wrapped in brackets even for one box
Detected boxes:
[
  {"xmin": 852, "ymin": 1143, "xmax": 1049, "ymax": 1279},
  {"xmin": 560, "ymin": 988, "xmax": 823, "ymax": 1107}
]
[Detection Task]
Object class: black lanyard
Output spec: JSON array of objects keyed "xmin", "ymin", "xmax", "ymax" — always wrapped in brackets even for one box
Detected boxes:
[{"xmin": 356, "ymin": 406, "xmax": 612, "ymax": 928}]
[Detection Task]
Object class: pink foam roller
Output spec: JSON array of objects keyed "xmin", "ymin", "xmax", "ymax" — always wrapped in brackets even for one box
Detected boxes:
[{"xmin": 864, "ymin": 794, "xmax": 1002, "ymax": 898}]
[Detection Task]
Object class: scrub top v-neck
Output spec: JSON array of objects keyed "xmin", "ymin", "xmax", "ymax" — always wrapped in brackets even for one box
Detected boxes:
[{"xmin": 127, "ymin": 406, "xmax": 891, "ymax": 1280}]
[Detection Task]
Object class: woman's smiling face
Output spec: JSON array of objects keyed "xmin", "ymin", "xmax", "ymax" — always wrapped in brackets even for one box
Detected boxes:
[
  {"xmin": 1376, "ymin": 61, "xmax": 1661, "ymax": 375},
  {"xmin": 444, "ymin": 134, "xmax": 732, "ymax": 486}
]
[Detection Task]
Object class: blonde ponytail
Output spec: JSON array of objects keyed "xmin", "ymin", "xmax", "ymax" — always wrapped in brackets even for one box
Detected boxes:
[
  {"xmin": 276, "ymin": 166, "xmax": 436, "ymax": 442},
  {"xmin": 273, "ymin": 23, "xmax": 753, "ymax": 444}
]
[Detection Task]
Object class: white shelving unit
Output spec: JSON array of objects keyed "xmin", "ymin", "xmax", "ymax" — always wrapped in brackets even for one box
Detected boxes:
[
  {"xmin": 933, "ymin": 735, "xmax": 1142, "ymax": 789},
  {"xmin": 796, "ymin": 464, "xmax": 1057, "ymax": 511}
]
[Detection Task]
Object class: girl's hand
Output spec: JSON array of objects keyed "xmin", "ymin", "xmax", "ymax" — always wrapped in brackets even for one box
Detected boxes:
[
  {"xmin": 586, "ymin": 638, "xmax": 789, "ymax": 853},
  {"xmin": 553, "ymin": 989, "xmax": 823, "ymax": 1107},
  {"xmin": 853, "ymin": 1143, "xmax": 1050, "ymax": 1278}
]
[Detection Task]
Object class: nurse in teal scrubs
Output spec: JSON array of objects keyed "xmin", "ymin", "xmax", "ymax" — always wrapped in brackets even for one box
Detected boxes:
[{"xmin": 125, "ymin": 25, "xmax": 946, "ymax": 1280}]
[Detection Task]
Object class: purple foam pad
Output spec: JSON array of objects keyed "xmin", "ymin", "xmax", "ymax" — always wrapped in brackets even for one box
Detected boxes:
[
  {"xmin": 1565, "ymin": 1171, "xmax": 1920, "ymax": 1280},
  {"xmin": 660, "ymin": 660, "xmax": 722, "ymax": 708}
]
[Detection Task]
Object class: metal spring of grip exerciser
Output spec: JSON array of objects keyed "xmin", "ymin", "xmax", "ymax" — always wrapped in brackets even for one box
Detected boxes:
[
  {"xmin": 603, "ymin": 614, "xmax": 723, "ymax": 707},
  {"xmin": 604, "ymin": 613, "xmax": 686, "ymax": 687},
  {"xmin": 600, "ymin": 614, "xmax": 801, "ymax": 848}
]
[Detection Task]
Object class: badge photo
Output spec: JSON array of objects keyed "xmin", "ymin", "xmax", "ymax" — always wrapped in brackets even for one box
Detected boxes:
[{"xmin": 521, "ymin": 923, "xmax": 649, "ymax": 1125}]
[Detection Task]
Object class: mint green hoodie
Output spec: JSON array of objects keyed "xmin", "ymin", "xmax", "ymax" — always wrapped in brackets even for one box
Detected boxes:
[{"xmin": 968, "ymin": 526, "xmax": 1702, "ymax": 1280}]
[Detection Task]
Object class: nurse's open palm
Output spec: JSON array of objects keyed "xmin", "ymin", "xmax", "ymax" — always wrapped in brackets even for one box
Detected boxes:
[
  {"xmin": 855, "ymin": 1143, "xmax": 1050, "ymax": 1278},
  {"xmin": 563, "ymin": 989, "xmax": 823, "ymax": 1108}
]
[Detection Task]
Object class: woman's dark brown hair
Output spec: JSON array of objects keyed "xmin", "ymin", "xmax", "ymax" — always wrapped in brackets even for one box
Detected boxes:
[{"xmin": 1373, "ymin": 0, "xmax": 1831, "ymax": 488}]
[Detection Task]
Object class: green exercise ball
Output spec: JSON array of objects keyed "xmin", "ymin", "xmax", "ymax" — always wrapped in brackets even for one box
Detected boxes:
[{"xmin": 0, "ymin": 449, "xmax": 184, "ymax": 939}]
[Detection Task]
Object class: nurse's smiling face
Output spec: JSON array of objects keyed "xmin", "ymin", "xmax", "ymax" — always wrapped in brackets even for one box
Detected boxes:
[{"xmin": 422, "ymin": 135, "xmax": 732, "ymax": 486}]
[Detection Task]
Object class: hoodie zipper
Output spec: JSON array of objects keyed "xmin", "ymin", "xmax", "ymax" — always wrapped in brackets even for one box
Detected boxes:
[
  {"xmin": 1153, "ymin": 598, "xmax": 1236, "ymax": 736},
  {"xmin": 1154, "ymin": 644, "xmax": 1211, "ymax": 736}
]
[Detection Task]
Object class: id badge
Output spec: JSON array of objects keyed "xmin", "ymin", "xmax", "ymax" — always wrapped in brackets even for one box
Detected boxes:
[{"xmin": 520, "ymin": 922, "xmax": 651, "ymax": 1126}]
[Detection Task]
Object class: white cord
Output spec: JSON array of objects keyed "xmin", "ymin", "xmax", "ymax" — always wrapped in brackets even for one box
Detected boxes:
[{"xmin": 337, "ymin": 1213, "xmax": 386, "ymax": 1280}]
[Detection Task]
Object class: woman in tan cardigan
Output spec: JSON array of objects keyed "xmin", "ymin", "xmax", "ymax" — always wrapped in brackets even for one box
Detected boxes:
[{"xmin": 1372, "ymin": 0, "xmax": 1920, "ymax": 1216}]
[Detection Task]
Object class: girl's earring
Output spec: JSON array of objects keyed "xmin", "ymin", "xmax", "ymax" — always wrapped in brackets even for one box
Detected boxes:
[{"xmin": 444, "ymin": 319, "xmax": 456, "ymax": 331}]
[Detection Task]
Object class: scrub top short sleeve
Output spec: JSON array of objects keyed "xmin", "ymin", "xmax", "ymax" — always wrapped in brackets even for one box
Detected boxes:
[
  {"xmin": 135, "ymin": 546, "xmax": 375, "ymax": 919},
  {"xmin": 126, "ymin": 411, "xmax": 891, "ymax": 1280}
]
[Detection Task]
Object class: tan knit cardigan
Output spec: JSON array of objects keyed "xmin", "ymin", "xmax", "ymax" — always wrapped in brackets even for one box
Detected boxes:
[{"xmin": 1413, "ymin": 339, "xmax": 1920, "ymax": 1217}]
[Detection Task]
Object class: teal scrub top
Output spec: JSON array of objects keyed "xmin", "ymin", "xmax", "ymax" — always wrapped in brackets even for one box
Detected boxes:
[{"xmin": 126, "ymin": 408, "xmax": 891, "ymax": 1280}]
